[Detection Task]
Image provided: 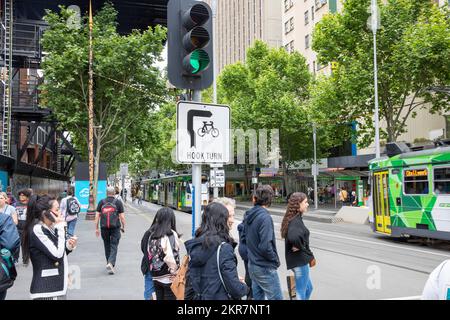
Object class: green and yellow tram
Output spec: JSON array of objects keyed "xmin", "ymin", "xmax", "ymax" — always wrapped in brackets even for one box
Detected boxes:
[
  {"xmin": 369, "ymin": 144, "xmax": 450, "ymax": 241},
  {"xmin": 142, "ymin": 174, "xmax": 209, "ymax": 212}
]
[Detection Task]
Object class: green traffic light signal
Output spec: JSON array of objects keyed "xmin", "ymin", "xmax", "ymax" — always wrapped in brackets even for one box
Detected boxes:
[
  {"xmin": 168, "ymin": 0, "xmax": 214, "ymax": 90},
  {"xmin": 185, "ymin": 49, "xmax": 210, "ymax": 74}
]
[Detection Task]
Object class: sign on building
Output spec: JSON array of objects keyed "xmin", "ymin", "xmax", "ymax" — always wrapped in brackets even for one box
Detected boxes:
[{"xmin": 176, "ymin": 101, "xmax": 230, "ymax": 164}]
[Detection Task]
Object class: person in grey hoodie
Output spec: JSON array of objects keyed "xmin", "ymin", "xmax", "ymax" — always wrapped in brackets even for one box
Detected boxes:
[{"xmin": 239, "ymin": 185, "xmax": 283, "ymax": 300}]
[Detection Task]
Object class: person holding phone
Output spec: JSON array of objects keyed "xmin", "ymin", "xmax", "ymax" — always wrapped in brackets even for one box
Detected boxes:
[{"xmin": 22, "ymin": 195, "xmax": 77, "ymax": 300}]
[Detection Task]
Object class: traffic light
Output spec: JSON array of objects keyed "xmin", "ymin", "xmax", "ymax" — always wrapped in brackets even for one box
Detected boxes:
[{"xmin": 167, "ymin": 0, "xmax": 214, "ymax": 90}]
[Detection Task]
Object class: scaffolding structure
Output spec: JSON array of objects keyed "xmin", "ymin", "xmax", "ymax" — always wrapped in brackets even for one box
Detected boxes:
[{"xmin": 1, "ymin": 0, "xmax": 12, "ymax": 156}]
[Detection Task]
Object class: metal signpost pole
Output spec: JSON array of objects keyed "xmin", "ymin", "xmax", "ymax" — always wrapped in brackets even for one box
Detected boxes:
[
  {"xmin": 192, "ymin": 90, "xmax": 202, "ymax": 236},
  {"xmin": 371, "ymin": 0, "xmax": 381, "ymax": 159},
  {"xmin": 313, "ymin": 123, "xmax": 318, "ymax": 210}
]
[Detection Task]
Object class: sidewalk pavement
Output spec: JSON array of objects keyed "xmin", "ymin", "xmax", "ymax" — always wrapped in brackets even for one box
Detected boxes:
[
  {"xmin": 236, "ymin": 201, "xmax": 344, "ymax": 224},
  {"xmin": 6, "ymin": 203, "xmax": 156, "ymax": 300}
]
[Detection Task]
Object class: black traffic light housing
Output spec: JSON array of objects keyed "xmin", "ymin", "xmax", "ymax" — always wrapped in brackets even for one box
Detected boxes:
[{"xmin": 168, "ymin": 0, "xmax": 214, "ymax": 90}]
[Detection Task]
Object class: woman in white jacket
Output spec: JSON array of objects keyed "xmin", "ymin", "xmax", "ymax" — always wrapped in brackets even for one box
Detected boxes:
[
  {"xmin": 22, "ymin": 195, "xmax": 77, "ymax": 300},
  {"xmin": 146, "ymin": 207, "xmax": 181, "ymax": 300}
]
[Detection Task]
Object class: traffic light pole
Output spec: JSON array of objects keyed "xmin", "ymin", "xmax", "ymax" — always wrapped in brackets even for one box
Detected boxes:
[{"xmin": 192, "ymin": 90, "xmax": 202, "ymax": 237}]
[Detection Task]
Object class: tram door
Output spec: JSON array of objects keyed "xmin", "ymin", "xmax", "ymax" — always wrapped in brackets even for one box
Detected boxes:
[{"xmin": 373, "ymin": 171, "xmax": 391, "ymax": 234}]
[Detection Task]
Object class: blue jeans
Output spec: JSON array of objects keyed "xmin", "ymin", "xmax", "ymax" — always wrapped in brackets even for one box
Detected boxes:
[
  {"xmin": 293, "ymin": 264, "xmax": 313, "ymax": 300},
  {"xmin": 144, "ymin": 272, "xmax": 155, "ymax": 300},
  {"xmin": 67, "ymin": 218, "xmax": 77, "ymax": 236},
  {"xmin": 248, "ymin": 263, "xmax": 283, "ymax": 300}
]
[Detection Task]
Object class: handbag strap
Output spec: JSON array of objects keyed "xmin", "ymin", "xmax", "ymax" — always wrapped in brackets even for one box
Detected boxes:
[{"xmin": 216, "ymin": 242, "xmax": 232, "ymax": 299}]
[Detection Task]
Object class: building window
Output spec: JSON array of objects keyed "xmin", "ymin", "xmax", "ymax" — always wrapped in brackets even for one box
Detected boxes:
[
  {"xmin": 313, "ymin": 61, "xmax": 316, "ymax": 74},
  {"xmin": 285, "ymin": 40, "xmax": 295, "ymax": 53},
  {"xmin": 305, "ymin": 10, "xmax": 309, "ymax": 25},
  {"xmin": 305, "ymin": 34, "xmax": 310, "ymax": 49},
  {"xmin": 404, "ymin": 169, "xmax": 429, "ymax": 195},
  {"xmin": 284, "ymin": 0, "xmax": 294, "ymax": 12},
  {"xmin": 434, "ymin": 167, "xmax": 450, "ymax": 194},
  {"xmin": 312, "ymin": 6, "xmax": 315, "ymax": 21},
  {"xmin": 285, "ymin": 17, "xmax": 294, "ymax": 34},
  {"xmin": 315, "ymin": 0, "xmax": 327, "ymax": 11},
  {"xmin": 446, "ymin": 115, "xmax": 450, "ymax": 138}
]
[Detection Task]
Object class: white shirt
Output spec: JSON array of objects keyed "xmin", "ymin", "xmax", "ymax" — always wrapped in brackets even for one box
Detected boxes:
[
  {"xmin": 422, "ymin": 260, "xmax": 450, "ymax": 300},
  {"xmin": 60, "ymin": 196, "xmax": 80, "ymax": 222}
]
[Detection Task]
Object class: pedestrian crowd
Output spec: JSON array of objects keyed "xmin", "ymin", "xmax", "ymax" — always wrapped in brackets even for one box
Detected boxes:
[{"xmin": 1, "ymin": 183, "xmax": 448, "ymax": 301}]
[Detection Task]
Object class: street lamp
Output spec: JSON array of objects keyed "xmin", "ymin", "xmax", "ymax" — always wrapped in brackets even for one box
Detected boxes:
[{"xmin": 370, "ymin": 0, "xmax": 381, "ymax": 159}]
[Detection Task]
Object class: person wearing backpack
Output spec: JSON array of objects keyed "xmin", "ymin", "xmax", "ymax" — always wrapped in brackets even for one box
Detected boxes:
[
  {"xmin": 140, "ymin": 212, "xmax": 158, "ymax": 300},
  {"xmin": 145, "ymin": 207, "xmax": 181, "ymax": 300},
  {"xmin": 60, "ymin": 188, "xmax": 81, "ymax": 237},
  {"xmin": 0, "ymin": 204, "xmax": 20, "ymax": 300},
  {"xmin": 185, "ymin": 202, "xmax": 248, "ymax": 300},
  {"xmin": 95, "ymin": 187, "xmax": 125, "ymax": 275}
]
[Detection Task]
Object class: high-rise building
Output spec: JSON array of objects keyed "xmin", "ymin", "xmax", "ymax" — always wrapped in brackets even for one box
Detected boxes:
[
  {"xmin": 205, "ymin": 0, "xmax": 283, "ymax": 74},
  {"xmin": 282, "ymin": 0, "xmax": 341, "ymax": 75}
]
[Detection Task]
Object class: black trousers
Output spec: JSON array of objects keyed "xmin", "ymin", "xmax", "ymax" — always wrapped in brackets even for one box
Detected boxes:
[
  {"xmin": 0, "ymin": 290, "xmax": 6, "ymax": 300},
  {"xmin": 101, "ymin": 228, "xmax": 121, "ymax": 266},
  {"xmin": 243, "ymin": 259, "xmax": 253, "ymax": 300},
  {"xmin": 17, "ymin": 220, "xmax": 26, "ymax": 263},
  {"xmin": 154, "ymin": 281, "xmax": 176, "ymax": 300}
]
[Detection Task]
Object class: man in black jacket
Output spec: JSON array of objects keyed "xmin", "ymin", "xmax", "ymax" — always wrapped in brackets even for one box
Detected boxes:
[{"xmin": 240, "ymin": 185, "xmax": 283, "ymax": 300}]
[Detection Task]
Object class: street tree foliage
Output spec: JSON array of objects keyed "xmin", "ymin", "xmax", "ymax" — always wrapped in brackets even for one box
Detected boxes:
[
  {"xmin": 313, "ymin": 0, "xmax": 450, "ymax": 146},
  {"xmin": 41, "ymin": 4, "xmax": 167, "ymax": 193},
  {"xmin": 219, "ymin": 41, "xmax": 341, "ymax": 194}
]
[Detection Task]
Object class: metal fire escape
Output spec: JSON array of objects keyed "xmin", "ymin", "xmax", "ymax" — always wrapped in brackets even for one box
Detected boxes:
[{"xmin": 1, "ymin": 0, "xmax": 13, "ymax": 156}]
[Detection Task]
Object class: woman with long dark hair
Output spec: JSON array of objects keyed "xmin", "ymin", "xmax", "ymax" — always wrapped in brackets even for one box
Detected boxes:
[
  {"xmin": 145, "ymin": 207, "xmax": 181, "ymax": 300},
  {"xmin": 22, "ymin": 195, "xmax": 77, "ymax": 300},
  {"xmin": 281, "ymin": 192, "xmax": 315, "ymax": 300},
  {"xmin": 185, "ymin": 202, "xmax": 248, "ymax": 300}
]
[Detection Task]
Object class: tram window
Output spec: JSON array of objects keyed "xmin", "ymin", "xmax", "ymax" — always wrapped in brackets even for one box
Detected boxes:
[
  {"xmin": 404, "ymin": 169, "xmax": 429, "ymax": 195},
  {"xmin": 434, "ymin": 168, "xmax": 450, "ymax": 194}
]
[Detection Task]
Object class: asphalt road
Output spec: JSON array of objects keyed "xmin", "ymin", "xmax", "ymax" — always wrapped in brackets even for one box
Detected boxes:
[{"xmin": 6, "ymin": 200, "xmax": 450, "ymax": 300}]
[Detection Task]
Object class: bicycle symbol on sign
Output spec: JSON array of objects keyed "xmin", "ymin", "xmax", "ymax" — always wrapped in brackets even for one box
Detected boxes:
[{"xmin": 197, "ymin": 121, "xmax": 220, "ymax": 138}]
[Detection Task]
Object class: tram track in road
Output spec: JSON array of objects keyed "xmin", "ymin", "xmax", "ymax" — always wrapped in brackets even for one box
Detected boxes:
[
  {"xmin": 234, "ymin": 208, "xmax": 450, "ymax": 275},
  {"xmin": 137, "ymin": 203, "xmax": 448, "ymax": 276}
]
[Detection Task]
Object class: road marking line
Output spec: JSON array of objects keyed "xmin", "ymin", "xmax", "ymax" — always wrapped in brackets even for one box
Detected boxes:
[
  {"xmin": 235, "ymin": 217, "xmax": 450, "ymax": 258},
  {"xmin": 381, "ymin": 295, "xmax": 422, "ymax": 300},
  {"xmin": 309, "ymin": 229, "xmax": 450, "ymax": 258}
]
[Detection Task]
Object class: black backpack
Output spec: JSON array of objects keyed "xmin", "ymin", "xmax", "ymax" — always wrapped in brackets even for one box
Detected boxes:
[
  {"xmin": 66, "ymin": 197, "xmax": 81, "ymax": 216},
  {"xmin": 100, "ymin": 199, "xmax": 121, "ymax": 229},
  {"xmin": 147, "ymin": 234, "xmax": 179, "ymax": 277}
]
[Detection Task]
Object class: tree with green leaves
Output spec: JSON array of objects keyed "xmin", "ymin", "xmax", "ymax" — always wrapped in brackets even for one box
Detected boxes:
[
  {"xmin": 313, "ymin": 0, "xmax": 450, "ymax": 147},
  {"xmin": 41, "ymin": 4, "xmax": 167, "ymax": 200},
  {"xmin": 219, "ymin": 41, "xmax": 326, "ymax": 196}
]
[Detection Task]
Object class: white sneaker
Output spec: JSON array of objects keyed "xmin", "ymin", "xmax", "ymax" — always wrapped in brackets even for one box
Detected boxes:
[{"xmin": 106, "ymin": 263, "xmax": 115, "ymax": 275}]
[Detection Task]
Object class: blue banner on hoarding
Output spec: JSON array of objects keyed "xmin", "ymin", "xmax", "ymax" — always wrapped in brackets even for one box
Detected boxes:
[
  {"xmin": 0, "ymin": 170, "xmax": 8, "ymax": 192},
  {"xmin": 75, "ymin": 180, "xmax": 107, "ymax": 213}
]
